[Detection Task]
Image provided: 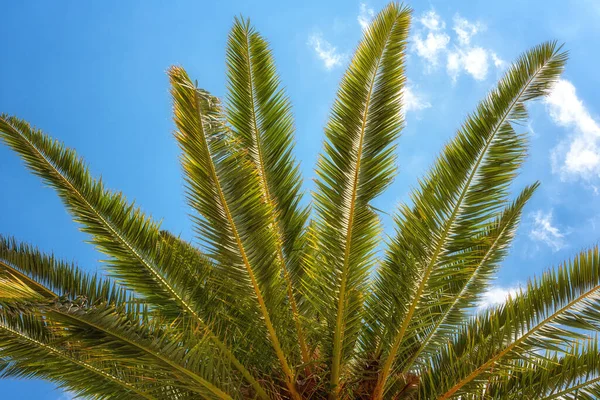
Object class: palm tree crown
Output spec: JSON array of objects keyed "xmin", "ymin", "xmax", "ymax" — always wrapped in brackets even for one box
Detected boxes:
[{"xmin": 1, "ymin": 3, "xmax": 598, "ymax": 399}]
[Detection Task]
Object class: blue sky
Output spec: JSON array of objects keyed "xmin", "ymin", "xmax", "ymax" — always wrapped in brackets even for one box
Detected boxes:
[{"xmin": 1, "ymin": 0, "xmax": 600, "ymax": 397}]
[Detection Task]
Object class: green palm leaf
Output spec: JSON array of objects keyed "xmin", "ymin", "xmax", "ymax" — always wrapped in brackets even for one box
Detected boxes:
[
  {"xmin": 0, "ymin": 116, "xmax": 264, "ymax": 397},
  {"xmin": 430, "ymin": 246, "xmax": 600, "ymax": 398},
  {"xmin": 368, "ymin": 41, "xmax": 566, "ymax": 398},
  {"xmin": 0, "ymin": 116, "xmax": 213, "ymax": 323},
  {"xmin": 308, "ymin": 4, "xmax": 410, "ymax": 395},
  {"xmin": 170, "ymin": 68, "xmax": 298, "ymax": 398},
  {"xmin": 486, "ymin": 338, "xmax": 600, "ymax": 399},
  {"xmin": 391, "ymin": 182, "xmax": 538, "ymax": 381},
  {"xmin": 0, "ymin": 235, "xmax": 130, "ymax": 305},
  {"xmin": 0, "ymin": 236, "xmax": 234, "ymax": 398},
  {"xmin": 225, "ymin": 17, "xmax": 310, "ymax": 366},
  {"xmin": 0, "ymin": 309, "xmax": 154, "ymax": 399},
  {"xmin": 3, "ymin": 3, "xmax": 600, "ymax": 399}
]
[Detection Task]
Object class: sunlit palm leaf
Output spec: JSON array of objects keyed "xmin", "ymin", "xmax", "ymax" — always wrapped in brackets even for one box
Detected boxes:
[
  {"xmin": 429, "ymin": 246, "xmax": 600, "ymax": 398},
  {"xmin": 3, "ymin": 3, "xmax": 599, "ymax": 399},
  {"xmin": 0, "ymin": 116, "xmax": 214, "ymax": 323},
  {"xmin": 396, "ymin": 183, "xmax": 538, "ymax": 373},
  {"xmin": 170, "ymin": 68, "xmax": 299, "ymax": 398},
  {"xmin": 225, "ymin": 17, "xmax": 311, "ymax": 366},
  {"xmin": 0, "ymin": 309, "xmax": 155, "ymax": 399},
  {"xmin": 485, "ymin": 338, "xmax": 600, "ymax": 399},
  {"xmin": 368, "ymin": 41, "xmax": 567, "ymax": 398},
  {"xmin": 0, "ymin": 236, "xmax": 234, "ymax": 398},
  {"xmin": 0, "ymin": 235, "xmax": 130, "ymax": 305},
  {"xmin": 307, "ymin": 4, "xmax": 410, "ymax": 396}
]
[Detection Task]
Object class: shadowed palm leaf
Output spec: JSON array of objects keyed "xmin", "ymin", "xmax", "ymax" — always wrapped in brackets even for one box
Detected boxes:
[{"xmin": 0, "ymin": 2, "xmax": 596, "ymax": 399}]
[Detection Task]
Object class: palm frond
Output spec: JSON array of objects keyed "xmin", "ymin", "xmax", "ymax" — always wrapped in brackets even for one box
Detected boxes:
[
  {"xmin": 0, "ymin": 116, "xmax": 258, "ymax": 396},
  {"xmin": 398, "ymin": 183, "xmax": 538, "ymax": 373},
  {"xmin": 485, "ymin": 338, "xmax": 600, "ymax": 399},
  {"xmin": 3, "ymin": 3, "xmax": 598, "ymax": 399},
  {"xmin": 0, "ymin": 116, "xmax": 213, "ymax": 323},
  {"xmin": 542, "ymin": 377, "xmax": 600, "ymax": 399},
  {"xmin": 50, "ymin": 303, "xmax": 233, "ymax": 399},
  {"xmin": 0, "ymin": 236, "xmax": 233, "ymax": 398},
  {"xmin": 367, "ymin": 41, "xmax": 567, "ymax": 398},
  {"xmin": 170, "ymin": 67, "xmax": 298, "ymax": 398},
  {"xmin": 306, "ymin": 4, "xmax": 410, "ymax": 395},
  {"xmin": 0, "ymin": 235, "xmax": 129, "ymax": 305},
  {"xmin": 225, "ymin": 16, "xmax": 311, "ymax": 367},
  {"xmin": 0, "ymin": 310, "xmax": 154, "ymax": 399},
  {"xmin": 429, "ymin": 246, "xmax": 600, "ymax": 398}
]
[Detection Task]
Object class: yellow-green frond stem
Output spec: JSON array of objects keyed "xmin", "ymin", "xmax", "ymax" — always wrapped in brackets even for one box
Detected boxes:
[
  {"xmin": 399, "ymin": 183, "xmax": 538, "ymax": 375},
  {"xmin": 225, "ymin": 17, "xmax": 310, "ymax": 368},
  {"xmin": 0, "ymin": 311, "xmax": 155, "ymax": 400},
  {"xmin": 170, "ymin": 68, "xmax": 299, "ymax": 399},
  {"xmin": 0, "ymin": 240, "xmax": 231, "ymax": 398},
  {"xmin": 370, "ymin": 41, "xmax": 567, "ymax": 399},
  {"xmin": 309, "ymin": 4, "xmax": 410, "ymax": 396},
  {"xmin": 431, "ymin": 247, "xmax": 600, "ymax": 398},
  {"xmin": 0, "ymin": 116, "xmax": 262, "ymax": 399}
]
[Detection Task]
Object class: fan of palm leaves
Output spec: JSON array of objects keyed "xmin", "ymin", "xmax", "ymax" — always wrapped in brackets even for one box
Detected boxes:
[{"xmin": 1, "ymin": 2, "xmax": 597, "ymax": 399}]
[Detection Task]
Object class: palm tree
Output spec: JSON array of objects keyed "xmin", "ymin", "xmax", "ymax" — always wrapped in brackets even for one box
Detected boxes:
[{"xmin": 0, "ymin": 2, "xmax": 597, "ymax": 399}]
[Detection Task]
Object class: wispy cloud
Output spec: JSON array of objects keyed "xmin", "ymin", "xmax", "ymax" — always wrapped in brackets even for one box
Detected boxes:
[
  {"xmin": 358, "ymin": 3, "xmax": 375, "ymax": 31},
  {"xmin": 414, "ymin": 31, "xmax": 451, "ymax": 67},
  {"xmin": 529, "ymin": 210, "xmax": 566, "ymax": 252},
  {"xmin": 546, "ymin": 79, "xmax": 600, "ymax": 181},
  {"xmin": 478, "ymin": 286, "xmax": 520, "ymax": 308},
  {"xmin": 412, "ymin": 10, "xmax": 504, "ymax": 82},
  {"xmin": 447, "ymin": 47, "xmax": 489, "ymax": 81},
  {"xmin": 491, "ymin": 52, "xmax": 506, "ymax": 69},
  {"xmin": 452, "ymin": 15, "xmax": 483, "ymax": 46},
  {"xmin": 308, "ymin": 34, "xmax": 345, "ymax": 70},
  {"xmin": 402, "ymin": 86, "xmax": 431, "ymax": 118},
  {"xmin": 413, "ymin": 10, "xmax": 450, "ymax": 68},
  {"xmin": 446, "ymin": 14, "xmax": 503, "ymax": 81},
  {"xmin": 419, "ymin": 10, "xmax": 446, "ymax": 31}
]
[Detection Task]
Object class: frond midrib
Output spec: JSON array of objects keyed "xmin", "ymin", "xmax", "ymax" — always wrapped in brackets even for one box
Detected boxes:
[
  {"xmin": 57, "ymin": 307, "xmax": 231, "ymax": 399},
  {"xmin": 0, "ymin": 260, "xmax": 56, "ymax": 298},
  {"xmin": 241, "ymin": 26, "xmax": 310, "ymax": 367},
  {"xmin": 0, "ymin": 323, "xmax": 154, "ymax": 400},
  {"xmin": 1, "ymin": 118, "xmax": 201, "ymax": 324},
  {"xmin": 543, "ymin": 375, "xmax": 600, "ymax": 399},
  {"xmin": 439, "ymin": 282, "xmax": 600, "ymax": 399},
  {"xmin": 188, "ymin": 86, "xmax": 298, "ymax": 399},
  {"xmin": 0, "ymin": 117, "xmax": 237, "ymax": 400},
  {"xmin": 0, "ymin": 255, "xmax": 229, "ymax": 399},
  {"xmin": 373, "ymin": 53, "xmax": 551, "ymax": 398},
  {"xmin": 400, "ymin": 194, "xmax": 527, "ymax": 374},
  {"xmin": 329, "ymin": 14, "xmax": 400, "ymax": 396}
]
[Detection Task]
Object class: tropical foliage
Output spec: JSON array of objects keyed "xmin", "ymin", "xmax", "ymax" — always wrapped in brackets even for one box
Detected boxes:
[{"xmin": 0, "ymin": 2, "xmax": 598, "ymax": 399}]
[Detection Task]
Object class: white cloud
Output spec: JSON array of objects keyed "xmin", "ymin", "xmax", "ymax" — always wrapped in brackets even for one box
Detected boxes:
[
  {"xmin": 412, "ymin": 10, "xmax": 502, "ymax": 82},
  {"xmin": 414, "ymin": 31, "xmax": 450, "ymax": 67},
  {"xmin": 402, "ymin": 86, "xmax": 431, "ymax": 117},
  {"xmin": 463, "ymin": 47, "xmax": 489, "ymax": 80},
  {"xmin": 491, "ymin": 52, "xmax": 506, "ymax": 69},
  {"xmin": 453, "ymin": 15, "xmax": 484, "ymax": 46},
  {"xmin": 308, "ymin": 34, "xmax": 345, "ymax": 70},
  {"xmin": 446, "ymin": 51, "xmax": 461, "ymax": 79},
  {"xmin": 445, "ymin": 15, "xmax": 494, "ymax": 81},
  {"xmin": 447, "ymin": 47, "xmax": 489, "ymax": 81},
  {"xmin": 529, "ymin": 210, "xmax": 566, "ymax": 252},
  {"xmin": 419, "ymin": 10, "xmax": 446, "ymax": 31},
  {"xmin": 358, "ymin": 3, "xmax": 375, "ymax": 31},
  {"xmin": 546, "ymin": 79, "xmax": 600, "ymax": 180},
  {"xmin": 478, "ymin": 286, "xmax": 520, "ymax": 308},
  {"xmin": 413, "ymin": 10, "xmax": 450, "ymax": 68}
]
